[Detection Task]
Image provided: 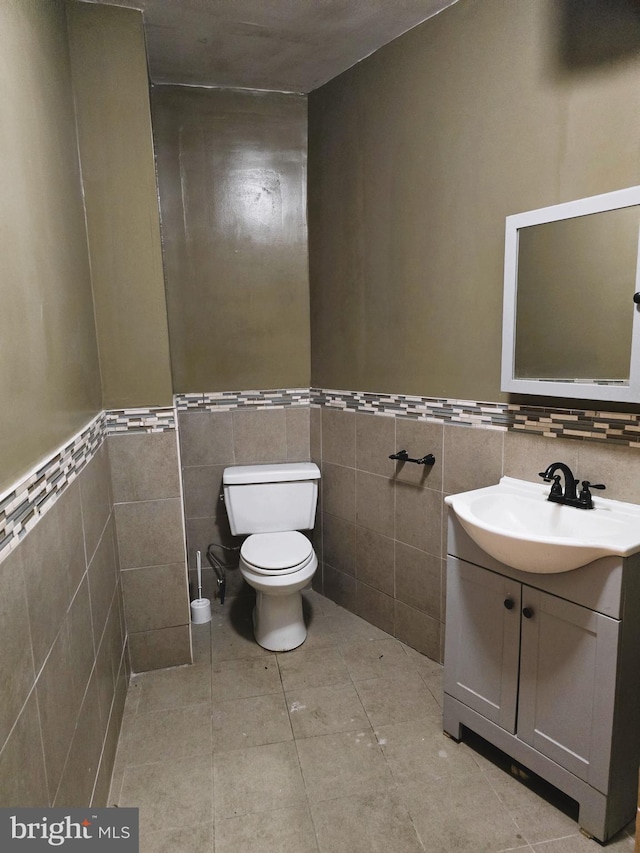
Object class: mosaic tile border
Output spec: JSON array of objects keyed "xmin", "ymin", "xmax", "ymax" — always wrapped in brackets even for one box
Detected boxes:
[
  {"xmin": 313, "ymin": 388, "xmax": 509, "ymax": 429},
  {"xmin": 105, "ymin": 406, "xmax": 176, "ymax": 434},
  {"xmin": 0, "ymin": 412, "xmax": 105, "ymax": 560},
  {"xmin": 0, "ymin": 404, "xmax": 178, "ymax": 562},
  {"xmin": 175, "ymin": 388, "xmax": 310, "ymax": 412},
  {"xmin": 4, "ymin": 387, "xmax": 640, "ymax": 563},
  {"xmin": 312, "ymin": 388, "xmax": 640, "ymax": 447}
]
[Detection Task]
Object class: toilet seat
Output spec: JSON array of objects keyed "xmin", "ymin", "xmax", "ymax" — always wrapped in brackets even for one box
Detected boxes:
[{"xmin": 241, "ymin": 531, "xmax": 314, "ymax": 575}]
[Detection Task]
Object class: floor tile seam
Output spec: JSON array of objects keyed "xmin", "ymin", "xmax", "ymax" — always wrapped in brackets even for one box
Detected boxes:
[
  {"xmin": 126, "ymin": 700, "xmax": 215, "ymax": 722},
  {"xmin": 409, "ymin": 653, "xmax": 444, "ymax": 676},
  {"xmin": 281, "ymin": 674, "xmax": 355, "ymax": 695},
  {"xmin": 393, "ymin": 779, "xmax": 527, "ymax": 853},
  {"xmin": 364, "ymin": 708, "xmax": 446, "ymax": 732},
  {"xmin": 289, "ymin": 722, "xmax": 370, "ymax": 744},
  {"xmin": 349, "ymin": 669, "xmax": 445, "ymax": 703},
  {"xmin": 211, "ymin": 734, "xmax": 295, "ymax": 757},
  {"xmin": 300, "ymin": 799, "xmax": 328, "ymax": 853},
  {"xmin": 131, "ymin": 668, "xmax": 213, "ymax": 691},
  {"xmin": 370, "ymin": 727, "xmax": 408, "ymax": 787},
  {"xmin": 285, "ymin": 683, "xmax": 373, "ymax": 740},
  {"xmin": 210, "ymin": 739, "xmax": 216, "ymax": 852},
  {"xmin": 210, "ymin": 688, "xmax": 286, "ymax": 705},
  {"xmin": 292, "ymin": 723, "xmax": 380, "ymax": 763},
  {"xmin": 210, "ymin": 652, "xmax": 273, "ymax": 666},
  {"xmin": 348, "ymin": 660, "xmax": 429, "ymax": 682},
  {"xmin": 350, "ymin": 679, "xmax": 387, "ymax": 731},
  {"xmin": 211, "ymin": 799, "xmax": 313, "ymax": 838},
  {"xmin": 285, "ymin": 678, "xmax": 369, "ymax": 719},
  {"xmin": 132, "ymin": 659, "xmax": 209, "ymax": 678},
  {"xmin": 211, "ymin": 681, "xmax": 287, "ymax": 704},
  {"xmin": 461, "ymin": 763, "xmax": 538, "ymax": 847},
  {"xmin": 374, "ymin": 742, "xmax": 486, "ymax": 792},
  {"xmin": 212, "ymin": 648, "xmax": 278, "ymax": 664},
  {"xmin": 302, "ymin": 775, "xmax": 402, "ymax": 810},
  {"xmin": 293, "ymin": 729, "xmax": 355, "ymax": 808},
  {"xmin": 274, "ymin": 650, "xmax": 293, "ymax": 694},
  {"xmin": 212, "ymin": 801, "xmax": 320, "ymax": 847},
  {"xmin": 122, "ymin": 743, "xmax": 216, "ymax": 769},
  {"xmin": 526, "ymin": 830, "xmax": 596, "ymax": 846},
  {"xmin": 397, "ymin": 789, "xmax": 434, "ymax": 853},
  {"xmin": 236, "ymin": 684, "xmax": 294, "ymax": 745},
  {"xmin": 118, "ymin": 750, "xmax": 216, "ymax": 773},
  {"xmin": 131, "ymin": 692, "xmax": 214, "ymax": 714},
  {"xmin": 423, "ymin": 680, "xmax": 443, "ymax": 708},
  {"xmin": 143, "ymin": 819, "xmax": 214, "ymax": 836},
  {"xmin": 501, "ymin": 810, "xmax": 534, "ymax": 849},
  {"xmin": 304, "ymin": 725, "xmax": 396, "ymax": 802},
  {"xmin": 307, "ymin": 785, "xmax": 426, "ymax": 853},
  {"xmin": 335, "ymin": 634, "xmax": 416, "ymax": 659}
]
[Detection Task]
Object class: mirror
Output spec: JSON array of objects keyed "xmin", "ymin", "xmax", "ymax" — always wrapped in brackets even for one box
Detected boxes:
[{"xmin": 501, "ymin": 185, "xmax": 640, "ymax": 402}]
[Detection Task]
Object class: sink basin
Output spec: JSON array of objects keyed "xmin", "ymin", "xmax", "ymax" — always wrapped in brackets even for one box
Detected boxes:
[{"xmin": 445, "ymin": 477, "xmax": 640, "ymax": 573}]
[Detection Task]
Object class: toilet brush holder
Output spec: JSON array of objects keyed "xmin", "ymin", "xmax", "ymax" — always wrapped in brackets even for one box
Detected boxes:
[
  {"xmin": 190, "ymin": 597, "xmax": 211, "ymax": 624},
  {"xmin": 191, "ymin": 549, "xmax": 212, "ymax": 623}
]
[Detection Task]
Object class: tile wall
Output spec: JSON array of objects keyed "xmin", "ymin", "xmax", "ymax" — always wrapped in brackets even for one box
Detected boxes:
[
  {"xmin": 0, "ymin": 443, "xmax": 127, "ymax": 807},
  {"xmin": 311, "ymin": 392, "xmax": 640, "ymax": 664},
  {"xmin": 173, "ymin": 387, "xmax": 640, "ymax": 666},
  {"xmin": 0, "ymin": 406, "xmax": 190, "ymax": 808},
  {"xmin": 109, "ymin": 428, "xmax": 191, "ymax": 673},
  {"xmin": 178, "ymin": 397, "xmax": 311, "ymax": 602},
  {"xmin": 2, "ymin": 385, "xmax": 639, "ymax": 808}
]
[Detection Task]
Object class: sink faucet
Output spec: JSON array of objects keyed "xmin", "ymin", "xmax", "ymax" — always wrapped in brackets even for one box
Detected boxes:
[{"xmin": 538, "ymin": 462, "xmax": 605, "ymax": 509}]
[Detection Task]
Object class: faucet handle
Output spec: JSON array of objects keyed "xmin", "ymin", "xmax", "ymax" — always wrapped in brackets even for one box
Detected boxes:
[
  {"xmin": 581, "ymin": 481, "xmax": 606, "ymax": 491},
  {"xmin": 578, "ymin": 480, "xmax": 606, "ymax": 509}
]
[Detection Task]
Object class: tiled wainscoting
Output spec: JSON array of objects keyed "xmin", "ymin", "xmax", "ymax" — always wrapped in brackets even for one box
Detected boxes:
[
  {"xmin": 176, "ymin": 392, "xmax": 311, "ymax": 601},
  {"xmin": 0, "ymin": 440, "xmax": 127, "ymax": 807},
  {"xmin": 3, "ymin": 387, "xmax": 640, "ymax": 810},
  {"xmin": 108, "ymin": 429, "xmax": 190, "ymax": 672},
  {"xmin": 309, "ymin": 390, "xmax": 640, "ymax": 664},
  {"xmin": 176, "ymin": 387, "xmax": 640, "ymax": 667},
  {"xmin": 0, "ymin": 410, "xmax": 189, "ymax": 808}
]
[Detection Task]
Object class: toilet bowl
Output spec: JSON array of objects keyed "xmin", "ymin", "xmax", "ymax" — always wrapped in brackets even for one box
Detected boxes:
[
  {"xmin": 222, "ymin": 462, "xmax": 321, "ymax": 652},
  {"xmin": 239, "ymin": 531, "xmax": 317, "ymax": 651}
]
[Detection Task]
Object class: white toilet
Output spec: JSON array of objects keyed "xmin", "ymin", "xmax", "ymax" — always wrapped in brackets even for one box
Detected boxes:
[{"xmin": 222, "ymin": 461, "xmax": 320, "ymax": 652}]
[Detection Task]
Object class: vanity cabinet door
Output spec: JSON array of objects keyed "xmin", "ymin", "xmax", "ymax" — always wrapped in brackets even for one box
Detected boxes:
[
  {"xmin": 517, "ymin": 587, "xmax": 620, "ymax": 793},
  {"xmin": 444, "ymin": 558, "xmax": 521, "ymax": 732}
]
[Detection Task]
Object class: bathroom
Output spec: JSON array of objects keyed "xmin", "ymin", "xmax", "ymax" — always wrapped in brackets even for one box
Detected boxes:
[{"xmin": 1, "ymin": 0, "xmax": 639, "ymax": 849}]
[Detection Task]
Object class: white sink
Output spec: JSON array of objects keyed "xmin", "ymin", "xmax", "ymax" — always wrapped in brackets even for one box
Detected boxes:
[{"xmin": 445, "ymin": 477, "xmax": 640, "ymax": 573}]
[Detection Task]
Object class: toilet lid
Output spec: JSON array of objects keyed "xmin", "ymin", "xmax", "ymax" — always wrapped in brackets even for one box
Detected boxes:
[{"xmin": 241, "ymin": 531, "xmax": 313, "ymax": 571}]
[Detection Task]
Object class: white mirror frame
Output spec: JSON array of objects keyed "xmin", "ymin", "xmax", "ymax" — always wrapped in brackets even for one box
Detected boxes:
[{"xmin": 501, "ymin": 185, "xmax": 640, "ymax": 402}]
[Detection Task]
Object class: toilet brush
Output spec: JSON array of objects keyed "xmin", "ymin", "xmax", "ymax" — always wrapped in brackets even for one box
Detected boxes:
[{"xmin": 190, "ymin": 550, "xmax": 212, "ymax": 624}]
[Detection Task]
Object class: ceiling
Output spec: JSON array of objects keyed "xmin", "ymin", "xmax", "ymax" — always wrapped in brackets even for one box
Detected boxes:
[{"xmin": 84, "ymin": 0, "xmax": 458, "ymax": 93}]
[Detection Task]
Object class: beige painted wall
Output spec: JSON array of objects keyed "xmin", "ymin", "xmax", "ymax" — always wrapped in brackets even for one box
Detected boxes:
[
  {"xmin": 67, "ymin": 2, "xmax": 173, "ymax": 408},
  {"xmin": 308, "ymin": 0, "xmax": 640, "ymax": 402},
  {"xmin": 152, "ymin": 86, "xmax": 310, "ymax": 392},
  {"xmin": 0, "ymin": 0, "xmax": 102, "ymax": 495}
]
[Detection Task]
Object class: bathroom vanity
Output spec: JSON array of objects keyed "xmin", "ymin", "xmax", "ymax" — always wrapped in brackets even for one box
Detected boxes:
[{"xmin": 443, "ymin": 501, "xmax": 640, "ymax": 842}]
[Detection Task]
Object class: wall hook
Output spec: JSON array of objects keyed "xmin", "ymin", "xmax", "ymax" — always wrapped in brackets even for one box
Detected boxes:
[{"xmin": 389, "ymin": 449, "xmax": 435, "ymax": 465}]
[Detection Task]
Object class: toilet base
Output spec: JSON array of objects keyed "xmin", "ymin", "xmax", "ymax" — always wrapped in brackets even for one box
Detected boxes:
[{"xmin": 253, "ymin": 589, "xmax": 307, "ymax": 652}]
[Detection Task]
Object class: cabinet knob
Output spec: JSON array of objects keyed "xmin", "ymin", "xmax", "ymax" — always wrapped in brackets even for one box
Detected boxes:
[
  {"xmin": 522, "ymin": 606, "xmax": 534, "ymax": 619},
  {"xmin": 503, "ymin": 598, "xmax": 515, "ymax": 610}
]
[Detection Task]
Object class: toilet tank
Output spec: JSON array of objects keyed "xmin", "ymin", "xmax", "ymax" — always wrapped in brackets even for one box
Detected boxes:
[{"xmin": 223, "ymin": 462, "xmax": 320, "ymax": 535}]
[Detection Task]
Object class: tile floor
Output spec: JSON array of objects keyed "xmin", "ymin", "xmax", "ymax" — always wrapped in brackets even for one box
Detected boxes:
[{"xmin": 109, "ymin": 589, "xmax": 636, "ymax": 852}]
